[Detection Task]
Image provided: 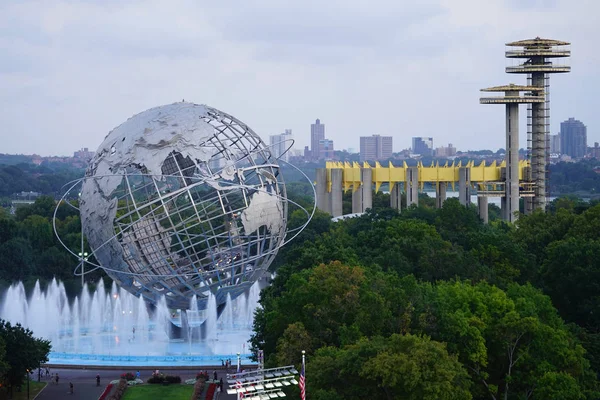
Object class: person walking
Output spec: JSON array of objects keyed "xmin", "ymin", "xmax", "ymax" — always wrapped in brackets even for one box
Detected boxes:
[
  {"xmin": 213, "ymin": 370, "xmax": 217, "ymax": 381},
  {"xmin": 55, "ymin": 373, "xmax": 59, "ymax": 385},
  {"xmin": 96, "ymin": 374, "xmax": 101, "ymax": 387},
  {"xmin": 69, "ymin": 382, "xmax": 74, "ymax": 394},
  {"xmin": 136, "ymin": 370, "xmax": 140, "ymax": 380}
]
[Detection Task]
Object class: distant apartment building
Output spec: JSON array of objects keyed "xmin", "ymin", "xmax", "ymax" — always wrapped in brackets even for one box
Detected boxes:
[
  {"xmin": 359, "ymin": 135, "xmax": 393, "ymax": 162},
  {"xmin": 319, "ymin": 139, "xmax": 335, "ymax": 160},
  {"xmin": 560, "ymin": 118, "xmax": 587, "ymax": 158},
  {"xmin": 310, "ymin": 119, "xmax": 325, "ymax": 160},
  {"xmin": 549, "ymin": 134, "xmax": 561, "ymax": 154},
  {"xmin": 590, "ymin": 142, "xmax": 600, "ymax": 159},
  {"xmin": 434, "ymin": 143, "xmax": 457, "ymax": 158},
  {"xmin": 269, "ymin": 129, "xmax": 293, "ymax": 162},
  {"xmin": 412, "ymin": 137, "xmax": 434, "ymax": 156}
]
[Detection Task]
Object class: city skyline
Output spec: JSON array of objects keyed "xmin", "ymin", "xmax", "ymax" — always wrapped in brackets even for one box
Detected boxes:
[{"xmin": 1, "ymin": 1, "xmax": 599, "ymax": 156}]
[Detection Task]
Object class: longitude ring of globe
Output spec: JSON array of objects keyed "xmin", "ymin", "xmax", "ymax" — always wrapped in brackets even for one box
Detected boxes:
[{"xmin": 54, "ymin": 157, "xmax": 315, "ymax": 281}]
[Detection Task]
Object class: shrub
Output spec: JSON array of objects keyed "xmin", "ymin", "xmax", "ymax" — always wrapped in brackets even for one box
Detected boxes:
[
  {"xmin": 165, "ymin": 375, "xmax": 182, "ymax": 384},
  {"xmin": 196, "ymin": 372, "xmax": 209, "ymax": 381},
  {"xmin": 108, "ymin": 379, "xmax": 128, "ymax": 400},
  {"xmin": 147, "ymin": 375, "xmax": 165, "ymax": 384},
  {"xmin": 191, "ymin": 377, "xmax": 206, "ymax": 400},
  {"xmin": 120, "ymin": 372, "xmax": 135, "ymax": 381}
]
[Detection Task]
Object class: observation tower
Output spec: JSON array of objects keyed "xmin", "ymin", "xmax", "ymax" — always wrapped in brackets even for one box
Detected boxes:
[
  {"xmin": 480, "ymin": 84, "xmax": 545, "ymax": 222},
  {"xmin": 505, "ymin": 37, "xmax": 571, "ymax": 211}
]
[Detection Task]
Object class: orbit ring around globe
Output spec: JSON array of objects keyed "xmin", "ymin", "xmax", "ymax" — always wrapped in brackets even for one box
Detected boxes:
[{"xmin": 53, "ymin": 102, "xmax": 315, "ymax": 311}]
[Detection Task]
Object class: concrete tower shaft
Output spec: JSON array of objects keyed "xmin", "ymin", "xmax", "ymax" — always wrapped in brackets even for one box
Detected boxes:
[
  {"xmin": 505, "ymin": 37, "xmax": 570, "ymax": 211},
  {"xmin": 480, "ymin": 84, "xmax": 545, "ymax": 222}
]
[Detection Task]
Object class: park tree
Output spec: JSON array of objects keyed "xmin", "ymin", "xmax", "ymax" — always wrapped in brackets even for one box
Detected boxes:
[
  {"xmin": 308, "ymin": 334, "xmax": 472, "ymax": 400},
  {"xmin": 512, "ymin": 208, "xmax": 576, "ymax": 268},
  {"xmin": 0, "ymin": 217, "xmax": 17, "ymax": 245},
  {"xmin": 540, "ymin": 238, "xmax": 600, "ymax": 329},
  {"xmin": 15, "ymin": 195, "xmax": 56, "ymax": 221},
  {"xmin": 0, "ymin": 320, "xmax": 50, "ymax": 394},
  {"xmin": 0, "ymin": 238, "xmax": 35, "ymax": 281},
  {"xmin": 413, "ymin": 281, "xmax": 596, "ymax": 400}
]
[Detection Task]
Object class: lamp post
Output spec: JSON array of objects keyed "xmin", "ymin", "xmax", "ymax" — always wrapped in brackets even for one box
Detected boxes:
[
  {"xmin": 78, "ymin": 251, "xmax": 88, "ymax": 287},
  {"xmin": 26, "ymin": 369, "xmax": 30, "ymax": 399},
  {"xmin": 78, "ymin": 191, "xmax": 88, "ymax": 288}
]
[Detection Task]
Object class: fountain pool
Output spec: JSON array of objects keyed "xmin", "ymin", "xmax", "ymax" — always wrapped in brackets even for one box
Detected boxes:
[{"xmin": 0, "ymin": 278, "xmax": 260, "ymax": 366}]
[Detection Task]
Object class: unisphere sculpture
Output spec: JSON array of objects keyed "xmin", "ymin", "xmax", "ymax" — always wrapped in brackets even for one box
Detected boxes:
[{"xmin": 73, "ymin": 102, "xmax": 291, "ymax": 310}]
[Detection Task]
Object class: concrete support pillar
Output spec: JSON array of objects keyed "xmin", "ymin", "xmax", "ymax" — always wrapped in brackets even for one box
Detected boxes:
[
  {"xmin": 315, "ymin": 168, "xmax": 331, "ymax": 215},
  {"xmin": 523, "ymin": 166, "xmax": 533, "ymax": 215},
  {"xmin": 506, "ymin": 102, "xmax": 520, "ymax": 223},
  {"xmin": 352, "ymin": 185, "xmax": 363, "ymax": 214},
  {"xmin": 390, "ymin": 183, "xmax": 402, "ymax": 211},
  {"xmin": 406, "ymin": 167, "xmax": 419, "ymax": 207},
  {"xmin": 436, "ymin": 182, "xmax": 447, "ymax": 208},
  {"xmin": 362, "ymin": 168, "xmax": 373, "ymax": 211},
  {"xmin": 478, "ymin": 196, "xmax": 489, "ymax": 224},
  {"xmin": 330, "ymin": 169, "xmax": 343, "ymax": 217},
  {"xmin": 458, "ymin": 167, "xmax": 471, "ymax": 206}
]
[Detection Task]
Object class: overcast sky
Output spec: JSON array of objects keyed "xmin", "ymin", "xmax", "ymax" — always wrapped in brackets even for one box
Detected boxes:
[{"xmin": 1, "ymin": 0, "xmax": 598, "ymax": 156}]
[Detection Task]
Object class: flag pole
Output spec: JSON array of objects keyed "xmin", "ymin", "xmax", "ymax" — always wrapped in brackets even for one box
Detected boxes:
[{"xmin": 300, "ymin": 350, "xmax": 306, "ymax": 400}]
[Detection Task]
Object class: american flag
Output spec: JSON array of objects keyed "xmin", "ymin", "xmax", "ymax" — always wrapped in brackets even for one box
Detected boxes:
[
  {"xmin": 236, "ymin": 380, "xmax": 244, "ymax": 399},
  {"xmin": 299, "ymin": 360, "xmax": 306, "ymax": 400}
]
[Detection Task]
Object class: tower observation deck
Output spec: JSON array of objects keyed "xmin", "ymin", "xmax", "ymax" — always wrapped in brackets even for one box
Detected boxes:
[
  {"xmin": 505, "ymin": 37, "xmax": 571, "ymax": 212},
  {"xmin": 480, "ymin": 84, "xmax": 544, "ymax": 222}
]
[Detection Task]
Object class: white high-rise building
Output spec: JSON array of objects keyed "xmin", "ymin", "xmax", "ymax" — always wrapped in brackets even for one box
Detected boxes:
[{"xmin": 269, "ymin": 129, "xmax": 294, "ymax": 162}]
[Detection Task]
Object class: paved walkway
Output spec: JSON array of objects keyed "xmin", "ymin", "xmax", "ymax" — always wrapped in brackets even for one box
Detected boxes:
[
  {"xmin": 34, "ymin": 368, "xmax": 237, "ymax": 400},
  {"xmin": 35, "ymin": 369, "xmax": 106, "ymax": 400}
]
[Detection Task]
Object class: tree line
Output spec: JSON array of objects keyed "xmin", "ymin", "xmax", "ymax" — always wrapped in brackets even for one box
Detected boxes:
[
  {"xmin": 0, "ymin": 195, "xmax": 103, "ymax": 298},
  {"xmin": 251, "ymin": 189, "xmax": 600, "ymax": 399}
]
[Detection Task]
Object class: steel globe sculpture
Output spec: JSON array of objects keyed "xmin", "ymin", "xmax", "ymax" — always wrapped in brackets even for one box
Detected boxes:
[{"xmin": 65, "ymin": 102, "xmax": 298, "ymax": 310}]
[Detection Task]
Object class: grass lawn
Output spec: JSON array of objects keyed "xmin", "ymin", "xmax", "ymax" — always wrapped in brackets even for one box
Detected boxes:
[
  {"xmin": 0, "ymin": 380, "xmax": 47, "ymax": 400},
  {"xmin": 121, "ymin": 384, "xmax": 194, "ymax": 400}
]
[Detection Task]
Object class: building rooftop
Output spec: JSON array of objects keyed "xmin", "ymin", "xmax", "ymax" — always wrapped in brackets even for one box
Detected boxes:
[{"xmin": 506, "ymin": 37, "xmax": 570, "ymax": 47}]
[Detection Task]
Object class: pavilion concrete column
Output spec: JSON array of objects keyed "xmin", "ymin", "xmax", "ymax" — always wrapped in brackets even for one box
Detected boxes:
[
  {"xmin": 362, "ymin": 168, "xmax": 373, "ymax": 212},
  {"xmin": 500, "ymin": 196, "xmax": 507, "ymax": 220},
  {"xmin": 406, "ymin": 167, "xmax": 419, "ymax": 207},
  {"xmin": 523, "ymin": 166, "xmax": 533, "ymax": 215},
  {"xmin": 505, "ymin": 101, "xmax": 520, "ymax": 223},
  {"xmin": 315, "ymin": 168, "xmax": 331, "ymax": 215},
  {"xmin": 330, "ymin": 168, "xmax": 343, "ymax": 217},
  {"xmin": 352, "ymin": 185, "xmax": 363, "ymax": 214},
  {"xmin": 390, "ymin": 183, "xmax": 402, "ymax": 211},
  {"xmin": 436, "ymin": 182, "xmax": 447, "ymax": 209},
  {"xmin": 499, "ymin": 167, "xmax": 507, "ymax": 220},
  {"xmin": 478, "ymin": 196, "xmax": 489, "ymax": 224},
  {"xmin": 458, "ymin": 167, "xmax": 471, "ymax": 206}
]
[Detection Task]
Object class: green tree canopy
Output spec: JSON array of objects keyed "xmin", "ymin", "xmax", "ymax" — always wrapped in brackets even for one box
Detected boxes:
[{"xmin": 0, "ymin": 320, "xmax": 51, "ymax": 391}]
